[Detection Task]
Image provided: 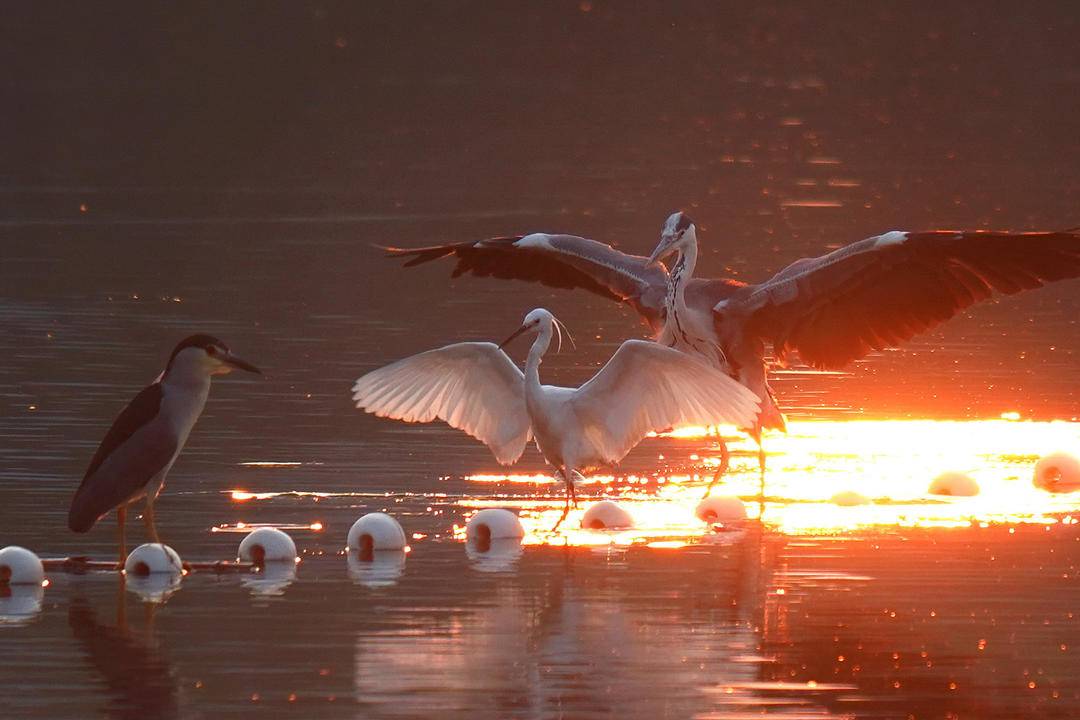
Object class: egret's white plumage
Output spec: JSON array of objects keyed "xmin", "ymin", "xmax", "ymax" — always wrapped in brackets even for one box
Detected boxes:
[
  {"xmin": 353, "ymin": 309, "xmax": 761, "ymax": 524},
  {"xmin": 351, "ymin": 342, "xmax": 531, "ymax": 465}
]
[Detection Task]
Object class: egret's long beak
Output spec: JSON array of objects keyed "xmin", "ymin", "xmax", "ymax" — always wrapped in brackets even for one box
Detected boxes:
[
  {"xmin": 646, "ymin": 237, "xmax": 674, "ymax": 269},
  {"xmin": 498, "ymin": 325, "xmax": 529, "ymax": 350},
  {"xmin": 224, "ymin": 353, "xmax": 262, "ymax": 374}
]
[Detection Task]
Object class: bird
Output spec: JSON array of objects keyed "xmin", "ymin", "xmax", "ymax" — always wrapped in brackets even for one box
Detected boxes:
[
  {"xmin": 351, "ymin": 308, "xmax": 761, "ymax": 528},
  {"xmin": 68, "ymin": 334, "xmax": 261, "ymax": 566},
  {"xmin": 383, "ymin": 213, "xmax": 1080, "ymax": 492}
]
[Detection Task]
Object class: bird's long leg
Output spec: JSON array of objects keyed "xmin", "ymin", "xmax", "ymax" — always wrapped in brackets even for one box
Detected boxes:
[
  {"xmin": 116, "ymin": 506, "xmax": 127, "ymax": 568},
  {"xmin": 755, "ymin": 432, "xmax": 767, "ymax": 500},
  {"xmin": 747, "ymin": 426, "xmax": 768, "ymax": 522},
  {"xmin": 569, "ymin": 471, "xmax": 584, "ymax": 507},
  {"xmin": 702, "ymin": 438, "xmax": 731, "ymax": 500},
  {"xmin": 143, "ymin": 499, "xmax": 161, "ymax": 544},
  {"xmin": 551, "ymin": 467, "xmax": 575, "ymax": 532},
  {"xmin": 115, "ymin": 572, "xmax": 127, "ymax": 628}
]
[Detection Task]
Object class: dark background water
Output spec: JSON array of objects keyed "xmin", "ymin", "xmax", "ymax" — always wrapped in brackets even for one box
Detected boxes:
[{"xmin": 2, "ymin": 2, "xmax": 1080, "ymax": 718}]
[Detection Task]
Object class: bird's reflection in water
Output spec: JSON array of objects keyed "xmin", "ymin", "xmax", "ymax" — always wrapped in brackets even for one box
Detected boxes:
[
  {"xmin": 347, "ymin": 550, "xmax": 406, "ymax": 588},
  {"xmin": 350, "ymin": 529, "xmax": 856, "ymax": 719},
  {"xmin": 68, "ymin": 576, "xmax": 180, "ymax": 720}
]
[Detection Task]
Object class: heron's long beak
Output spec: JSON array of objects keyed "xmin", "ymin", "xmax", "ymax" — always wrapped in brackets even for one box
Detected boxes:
[
  {"xmin": 498, "ymin": 325, "xmax": 529, "ymax": 350},
  {"xmin": 224, "ymin": 353, "xmax": 262, "ymax": 374},
  {"xmin": 646, "ymin": 237, "xmax": 674, "ymax": 269}
]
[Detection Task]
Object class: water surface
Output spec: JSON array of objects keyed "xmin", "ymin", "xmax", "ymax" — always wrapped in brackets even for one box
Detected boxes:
[{"xmin": 3, "ymin": 3, "xmax": 1080, "ymax": 718}]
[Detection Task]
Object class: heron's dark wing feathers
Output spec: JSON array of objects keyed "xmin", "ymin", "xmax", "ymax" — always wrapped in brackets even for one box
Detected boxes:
[
  {"xmin": 684, "ymin": 277, "xmax": 748, "ymax": 310},
  {"xmin": 383, "ymin": 233, "xmax": 669, "ymax": 328},
  {"xmin": 68, "ymin": 383, "xmax": 178, "ymax": 532},
  {"xmin": 735, "ymin": 231, "xmax": 1080, "ymax": 369},
  {"xmin": 80, "ymin": 383, "xmax": 163, "ymax": 482}
]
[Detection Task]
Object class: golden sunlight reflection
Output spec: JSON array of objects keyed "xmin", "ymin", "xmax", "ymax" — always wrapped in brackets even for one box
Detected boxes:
[
  {"xmin": 211, "ymin": 521, "xmax": 324, "ymax": 533},
  {"xmin": 460, "ymin": 419, "xmax": 1080, "ymax": 543}
]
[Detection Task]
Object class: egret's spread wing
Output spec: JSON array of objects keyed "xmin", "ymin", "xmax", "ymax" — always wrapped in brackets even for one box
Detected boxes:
[
  {"xmin": 69, "ymin": 383, "xmax": 179, "ymax": 533},
  {"xmin": 572, "ymin": 340, "xmax": 761, "ymax": 465},
  {"xmin": 352, "ymin": 342, "xmax": 531, "ymax": 465},
  {"xmin": 730, "ymin": 230, "xmax": 1080, "ymax": 369},
  {"xmin": 383, "ymin": 233, "xmax": 670, "ymax": 328}
]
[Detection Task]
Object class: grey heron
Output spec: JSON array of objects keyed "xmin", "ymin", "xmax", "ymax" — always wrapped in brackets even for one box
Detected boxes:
[
  {"xmin": 384, "ymin": 214, "xmax": 1080, "ymax": 491},
  {"xmin": 351, "ymin": 308, "xmax": 760, "ymax": 528},
  {"xmin": 68, "ymin": 334, "xmax": 261, "ymax": 566}
]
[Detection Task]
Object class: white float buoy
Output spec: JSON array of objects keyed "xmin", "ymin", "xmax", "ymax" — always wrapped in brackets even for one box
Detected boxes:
[
  {"xmin": 830, "ymin": 490, "xmax": 870, "ymax": 507},
  {"xmin": 347, "ymin": 513, "xmax": 407, "ymax": 557},
  {"xmin": 581, "ymin": 500, "xmax": 635, "ymax": 530},
  {"xmin": 928, "ymin": 472, "xmax": 979, "ymax": 497},
  {"xmin": 0, "ymin": 546, "xmax": 45, "ymax": 585},
  {"xmin": 1034, "ymin": 452, "xmax": 1080, "ymax": 492},
  {"xmin": 695, "ymin": 496, "xmax": 747, "ymax": 524},
  {"xmin": 466, "ymin": 509, "xmax": 525, "ymax": 541},
  {"xmin": 347, "ymin": 551, "xmax": 406, "ymax": 588},
  {"xmin": 237, "ymin": 527, "xmax": 297, "ymax": 564},
  {"xmin": 124, "ymin": 543, "xmax": 183, "ymax": 576}
]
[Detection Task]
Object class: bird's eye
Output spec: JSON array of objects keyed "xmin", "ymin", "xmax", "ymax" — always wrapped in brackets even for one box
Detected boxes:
[{"xmin": 206, "ymin": 346, "xmax": 218, "ymax": 356}]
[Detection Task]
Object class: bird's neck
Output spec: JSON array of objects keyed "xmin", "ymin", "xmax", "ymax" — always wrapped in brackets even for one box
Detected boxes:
[
  {"xmin": 666, "ymin": 237, "xmax": 698, "ymax": 314},
  {"xmin": 158, "ymin": 363, "xmax": 212, "ymax": 441},
  {"xmin": 161, "ymin": 357, "xmax": 213, "ymax": 394},
  {"xmin": 524, "ymin": 325, "xmax": 553, "ymax": 391}
]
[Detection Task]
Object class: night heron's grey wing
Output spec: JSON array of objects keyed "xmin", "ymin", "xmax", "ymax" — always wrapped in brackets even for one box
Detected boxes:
[
  {"xmin": 382, "ymin": 233, "xmax": 670, "ymax": 329},
  {"xmin": 726, "ymin": 230, "xmax": 1080, "ymax": 369},
  {"xmin": 68, "ymin": 383, "xmax": 179, "ymax": 532}
]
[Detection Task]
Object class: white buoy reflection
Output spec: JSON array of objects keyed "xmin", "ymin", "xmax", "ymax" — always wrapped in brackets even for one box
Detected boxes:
[
  {"xmin": 0, "ymin": 584, "xmax": 45, "ymax": 625},
  {"xmin": 347, "ymin": 550, "xmax": 406, "ymax": 588},
  {"xmin": 125, "ymin": 573, "xmax": 182, "ymax": 604},
  {"xmin": 241, "ymin": 562, "xmax": 297, "ymax": 597},
  {"xmin": 465, "ymin": 537, "xmax": 524, "ymax": 573}
]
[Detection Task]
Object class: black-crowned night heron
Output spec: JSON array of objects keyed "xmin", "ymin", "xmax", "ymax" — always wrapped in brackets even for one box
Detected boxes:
[{"xmin": 68, "ymin": 334, "xmax": 261, "ymax": 565}]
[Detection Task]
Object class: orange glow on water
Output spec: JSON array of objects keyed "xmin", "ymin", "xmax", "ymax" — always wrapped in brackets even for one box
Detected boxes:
[
  {"xmin": 460, "ymin": 419, "xmax": 1080, "ymax": 544},
  {"xmin": 211, "ymin": 521, "xmax": 325, "ymax": 533}
]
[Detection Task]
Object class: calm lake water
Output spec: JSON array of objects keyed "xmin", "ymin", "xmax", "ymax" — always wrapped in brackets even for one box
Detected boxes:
[{"xmin": 3, "ymin": 3, "xmax": 1080, "ymax": 719}]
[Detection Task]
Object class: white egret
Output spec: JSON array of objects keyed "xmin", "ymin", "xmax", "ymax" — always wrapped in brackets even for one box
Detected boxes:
[{"xmin": 352, "ymin": 309, "xmax": 761, "ymax": 527}]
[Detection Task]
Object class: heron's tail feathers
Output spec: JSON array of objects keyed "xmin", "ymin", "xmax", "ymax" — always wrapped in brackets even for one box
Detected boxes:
[{"xmin": 67, "ymin": 489, "xmax": 103, "ymax": 533}]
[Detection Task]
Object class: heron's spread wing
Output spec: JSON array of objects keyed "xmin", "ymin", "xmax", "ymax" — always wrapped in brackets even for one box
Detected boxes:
[
  {"xmin": 683, "ymin": 277, "xmax": 748, "ymax": 312},
  {"xmin": 572, "ymin": 340, "xmax": 761, "ymax": 465},
  {"xmin": 383, "ymin": 233, "xmax": 669, "ymax": 329},
  {"xmin": 731, "ymin": 230, "xmax": 1080, "ymax": 369},
  {"xmin": 69, "ymin": 383, "xmax": 179, "ymax": 532},
  {"xmin": 352, "ymin": 342, "xmax": 531, "ymax": 465}
]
